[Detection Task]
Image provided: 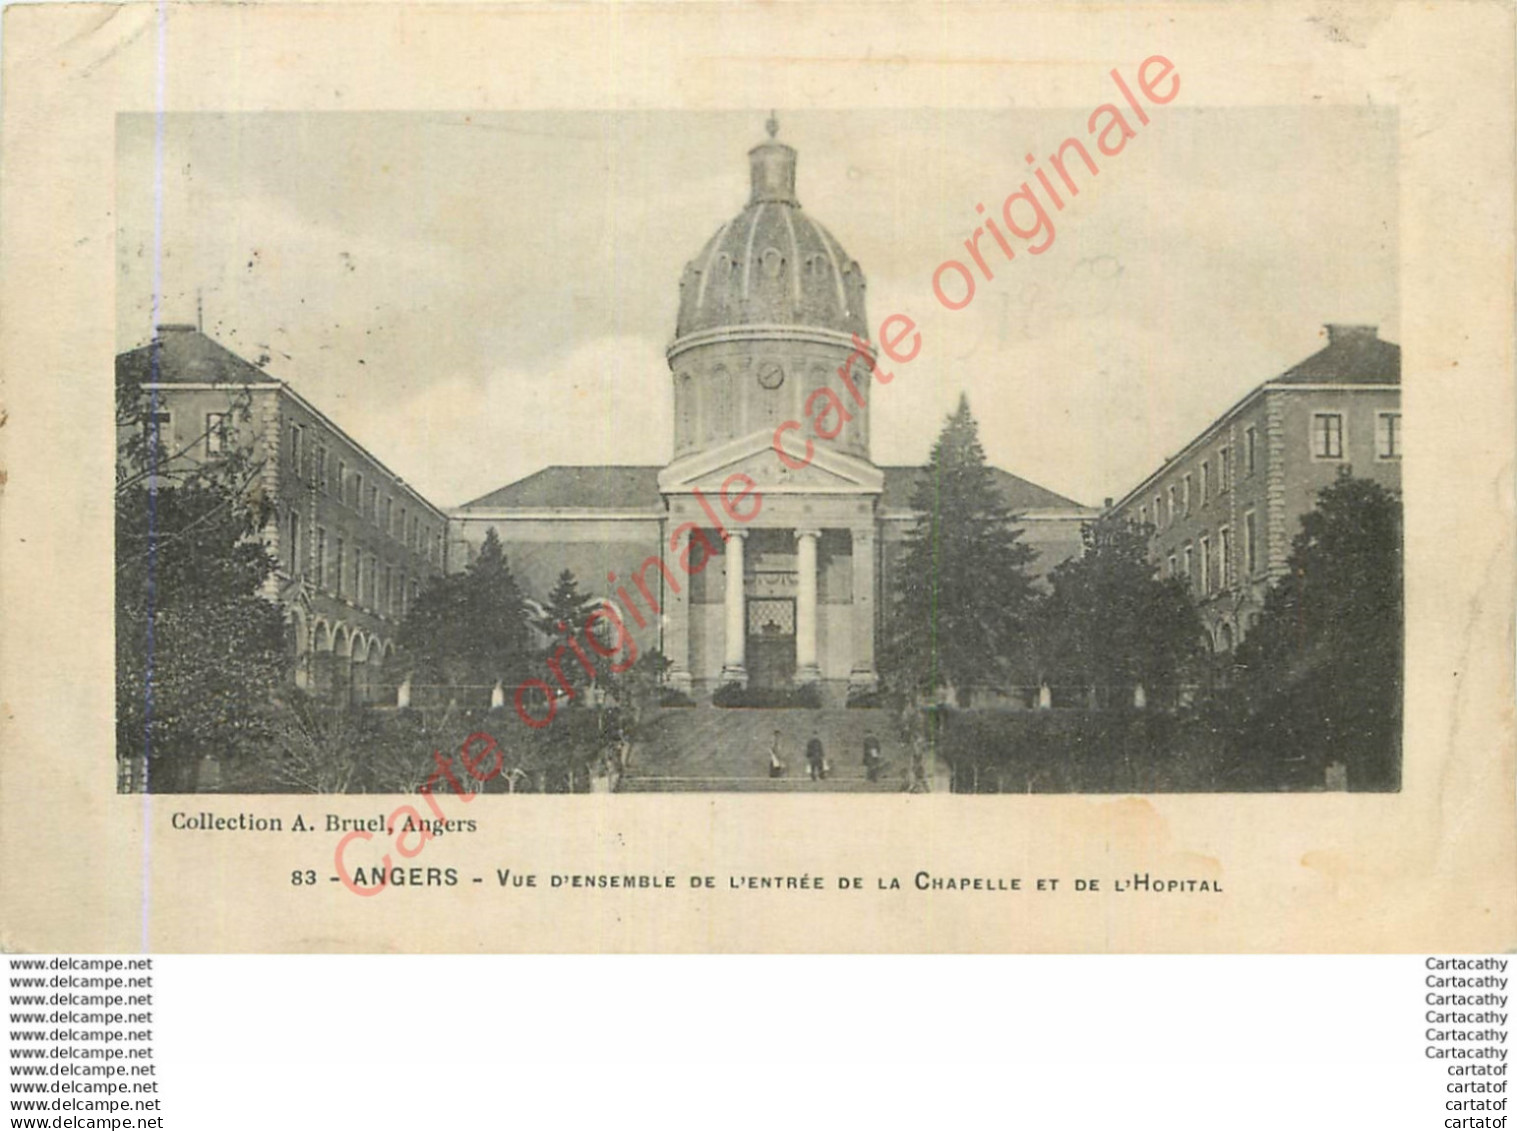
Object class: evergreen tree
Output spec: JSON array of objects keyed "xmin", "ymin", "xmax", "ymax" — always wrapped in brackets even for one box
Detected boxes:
[
  {"xmin": 880, "ymin": 394, "xmax": 1039, "ymax": 702},
  {"xmin": 534, "ymin": 569, "xmax": 599, "ymax": 645},
  {"xmin": 115, "ymin": 368, "xmax": 287, "ymax": 792},
  {"xmin": 396, "ymin": 527, "xmax": 533, "ymax": 701},
  {"xmin": 1036, "ymin": 514, "xmax": 1205, "ymax": 708},
  {"xmin": 1229, "ymin": 469, "xmax": 1403, "ymax": 789}
]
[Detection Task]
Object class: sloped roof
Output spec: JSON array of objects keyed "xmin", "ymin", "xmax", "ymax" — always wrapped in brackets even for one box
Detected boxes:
[
  {"xmin": 116, "ymin": 326, "xmax": 273, "ymax": 386},
  {"xmin": 460, "ymin": 463, "xmax": 1086, "ymax": 514},
  {"xmin": 880, "ymin": 466, "xmax": 1088, "ymax": 513},
  {"xmin": 1275, "ymin": 325, "xmax": 1400, "ymax": 384},
  {"xmin": 458, "ymin": 466, "xmax": 665, "ymax": 511}
]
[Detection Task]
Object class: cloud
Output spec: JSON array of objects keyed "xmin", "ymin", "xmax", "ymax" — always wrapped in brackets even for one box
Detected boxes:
[
  {"xmin": 117, "ymin": 108, "xmax": 1397, "ymax": 511},
  {"xmin": 336, "ymin": 334, "xmax": 673, "ymax": 506}
]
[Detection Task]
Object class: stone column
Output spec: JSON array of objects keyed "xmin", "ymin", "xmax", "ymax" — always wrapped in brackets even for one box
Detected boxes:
[
  {"xmin": 663, "ymin": 539, "xmax": 693, "ymax": 694},
  {"xmin": 720, "ymin": 530, "xmax": 748, "ymax": 686},
  {"xmin": 794, "ymin": 528, "xmax": 822, "ymax": 685},
  {"xmin": 848, "ymin": 526, "xmax": 878, "ymax": 694}
]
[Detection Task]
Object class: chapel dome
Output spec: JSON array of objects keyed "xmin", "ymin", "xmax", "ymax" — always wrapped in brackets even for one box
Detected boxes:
[{"xmin": 674, "ymin": 118, "xmax": 868, "ymax": 341}]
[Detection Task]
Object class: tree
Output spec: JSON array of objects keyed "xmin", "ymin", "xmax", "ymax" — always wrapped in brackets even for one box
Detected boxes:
[
  {"xmin": 395, "ymin": 527, "xmax": 533, "ymax": 703},
  {"xmin": 115, "ymin": 368, "xmax": 288, "ymax": 792},
  {"xmin": 880, "ymin": 394, "xmax": 1040, "ymax": 703},
  {"xmin": 534, "ymin": 569, "xmax": 600, "ymax": 671},
  {"xmin": 1228, "ymin": 469, "xmax": 1403, "ymax": 789},
  {"xmin": 1036, "ymin": 515, "xmax": 1206, "ymax": 708}
]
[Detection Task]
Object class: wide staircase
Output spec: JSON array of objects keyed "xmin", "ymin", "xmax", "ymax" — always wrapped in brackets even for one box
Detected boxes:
[{"xmin": 619, "ymin": 707, "xmax": 907, "ymax": 792}]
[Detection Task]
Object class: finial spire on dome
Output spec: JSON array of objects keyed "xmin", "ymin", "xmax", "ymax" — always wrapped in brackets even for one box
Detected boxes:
[{"xmin": 749, "ymin": 114, "xmax": 797, "ymax": 205}]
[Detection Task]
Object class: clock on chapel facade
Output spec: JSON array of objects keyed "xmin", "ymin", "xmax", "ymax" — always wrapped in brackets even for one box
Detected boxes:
[{"xmin": 657, "ymin": 116, "xmax": 888, "ymax": 695}]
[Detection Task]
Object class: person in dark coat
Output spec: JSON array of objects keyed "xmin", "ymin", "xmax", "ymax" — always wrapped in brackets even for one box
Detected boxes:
[{"xmin": 806, "ymin": 734, "xmax": 826, "ymax": 781}]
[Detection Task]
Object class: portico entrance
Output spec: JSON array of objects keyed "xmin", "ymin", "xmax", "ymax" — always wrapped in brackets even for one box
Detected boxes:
[{"xmin": 746, "ymin": 597, "xmax": 795, "ymax": 690}]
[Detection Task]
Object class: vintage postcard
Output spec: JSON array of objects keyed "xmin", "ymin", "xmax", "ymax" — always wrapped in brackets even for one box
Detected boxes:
[{"xmin": 0, "ymin": 1, "xmax": 1512, "ymax": 951}]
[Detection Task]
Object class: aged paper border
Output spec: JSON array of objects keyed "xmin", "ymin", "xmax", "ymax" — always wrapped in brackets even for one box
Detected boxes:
[{"xmin": 1, "ymin": 0, "xmax": 1513, "ymax": 953}]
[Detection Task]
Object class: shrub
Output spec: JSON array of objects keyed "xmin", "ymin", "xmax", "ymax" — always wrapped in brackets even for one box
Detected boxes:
[
  {"xmin": 929, "ymin": 706, "xmax": 1254, "ymax": 793},
  {"xmin": 712, "ymin": 682, "xmax": 822, "ymax": 709}
]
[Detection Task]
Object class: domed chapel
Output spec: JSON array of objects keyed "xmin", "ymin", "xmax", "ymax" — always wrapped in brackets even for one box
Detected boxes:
[{"xmin": 451, "ymin": 119, "xmax": 1095, "ymax": 697}]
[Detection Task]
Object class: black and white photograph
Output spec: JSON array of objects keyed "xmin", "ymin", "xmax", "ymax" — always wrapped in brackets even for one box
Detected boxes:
[
  {"xmin": 114, "ymin": 103, "xmax": 1402, "ymax": 797},
  {"xmin": 5, "ymin": 0, "xmax": 1511, "ymax": 968}
]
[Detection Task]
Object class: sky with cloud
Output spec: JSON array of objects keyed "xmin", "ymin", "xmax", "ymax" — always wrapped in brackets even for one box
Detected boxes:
[{"xmin": 117, "ymin": 106, "xmax": 1397, "ymax": 508}]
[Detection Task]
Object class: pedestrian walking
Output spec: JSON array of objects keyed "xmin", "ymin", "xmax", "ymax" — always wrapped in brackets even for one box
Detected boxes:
[{"xmin": 806, "ymin": 734, "xmax": 826, "ymax": 781}]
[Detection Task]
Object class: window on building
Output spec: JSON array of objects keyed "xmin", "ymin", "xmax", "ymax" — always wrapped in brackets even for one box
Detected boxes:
[
  {"xmin": 1244, "ymin": 511, "xmax": 1257, "ymax": 576},
  {"xmin": 1182, "ymin": 473, "xmax": 1192, "ymax": 516},
  {"xmin": 1139, "ymin": 505, "xmax": 1149, "ymax": 528},
  {"xmin": 289, "ymin": 424, "xmax": 303, "ymax": 472},
  {"xmin": 1245, "ymin": 426, "xmax": 1257, "ymax": 477},
  {"xmin": 401, "ymin": 572, "xmax": 409, "ymax": 617},
  {"xmin": 1167, "ymin": 485, "xmax": 1177, "ymax": 525},
  {"xmin": 1313, "ymin": 412, "xmax": 1344, "ymax": 459},
  {"xmin": 316, "ymin": 448, "xmax": 327, "ymax": 492},
  {"xmin": 1154, "ymin": 494, "xmax": 1163, "ymax": 528},
  {"xmin": 1167, "ymin": 553, "xmax": 1177, "ymax": 578},
  {"xmin": 1378, "ymin": 412, "xmax": 1402, "ymax": 459},
  {"xmin": 1199, "ymin": 535, "xmax": 1212, "ymax": 595},
  {"xmin": 1218, "ymin": 526, "xmax": 1231, "ymax": 588},
  {"xmin": 369, "ymin": 555, "xmax": 379, "ymax": 607},
  {"xmin": 354, "ymin": 472, "xmax": 364, "ymax": 511},
  {"xmin": 315, "ymin": 528, "xmax": 327, "ymax": 589},
  {"xmin": 1182, "ymin": 543, "xmax": 1193, "ymax": 582},
  {"xmin": 337, "ymin": 461, "xmax": 348, "ymax": 504},
  {"xmin": 1200, "ymin": 460, "xmax": 1209, "ymax": 505},
  {"xmin": 353, "ymin": 550, "xmax": 363, "ymax": 605},
  {"xmin": 287, "ymin": 509, "xmax": 300, "ymax": 575},
  {"xmin": 335, "ymin": 538, "xmax": 346, "ymax": 598},
  {"xmin": 205, "ymin": 412, "xmax": 229, "ymax": 455},
  {"xmin": 367, "ymin": 485, "xmax": 378, "ymax": 523},
  {"xmin": 384, "ymin": 496, "xmax": 393, "ymax": 534},
  {"xmin": 384, "ymin": 566, "xmax": 394, "ymax": 616},
  {"xmin": 1218, "ymin": 446, "xmax": 1230, "ymax": 492}
]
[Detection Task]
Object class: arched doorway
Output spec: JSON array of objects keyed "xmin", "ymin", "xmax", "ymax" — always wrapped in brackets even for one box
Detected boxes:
[{"xmin": 1217, "ymin": 622, "xmax": 1235, "ymax": 653}]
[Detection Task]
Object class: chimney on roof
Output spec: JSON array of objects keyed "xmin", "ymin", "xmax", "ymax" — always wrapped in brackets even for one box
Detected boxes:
[{"xmin": 1325, "ymin": 323, "xmax": 1378, "ymax": 345}]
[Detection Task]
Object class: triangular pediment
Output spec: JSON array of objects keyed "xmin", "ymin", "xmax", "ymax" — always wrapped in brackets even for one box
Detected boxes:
[{"xmin": 659, "ymin": 430, "xmax": 883, "ymax": 495}]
